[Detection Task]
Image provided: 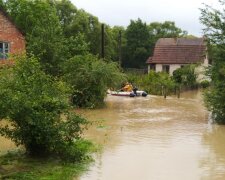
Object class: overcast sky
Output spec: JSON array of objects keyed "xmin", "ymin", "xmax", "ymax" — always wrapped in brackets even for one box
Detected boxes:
[{"xmin": 71, "ymin": 0, "xmax": 221, "ymax": 37}]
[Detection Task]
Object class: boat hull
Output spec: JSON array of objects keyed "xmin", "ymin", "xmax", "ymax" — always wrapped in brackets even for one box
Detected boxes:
[{"xmin": 110, "ymin": 90, "xmax": 148, "ymax": 97}]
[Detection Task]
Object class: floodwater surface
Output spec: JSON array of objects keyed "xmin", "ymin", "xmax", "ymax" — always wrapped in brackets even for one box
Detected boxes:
[{"xmin": 78, "ymin": 90, "xmax": 225, "ymax": 180}]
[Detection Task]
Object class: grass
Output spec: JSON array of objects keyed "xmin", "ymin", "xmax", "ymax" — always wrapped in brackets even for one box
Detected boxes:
[{"xmin": 0, "ymin": 150, "xmax": 93, "ymax": 180}]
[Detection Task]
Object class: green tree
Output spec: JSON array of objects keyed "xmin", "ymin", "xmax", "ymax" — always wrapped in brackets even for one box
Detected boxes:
[
  {"xmin": 148, "ymin": 21, "xmax": 187, "ymax": 56},
  {"xmin": 148, "ymin": 21, "xmax": 186, "ymax": 39},
  {"xmin": 0, "ymin": 0, "xmax": 4, "ymax": 8},
  {"xmin": 123, "ymin": 18, "xmax": 150, "ymax": 68},
  {"xmin": 62, "ymin": 54, "xmax": 126, "ymax": 108},
  {"xmin": 57, "ymin": 5, "xmax": 102, "ymax": 56},
  {"xmin": 5, "ymin": 0, "xmax": 65, "ymax": 75},
  {"xmin": 200, "ymin": 1, "xmax": 225, "ymax": 124},
  {"xmin": 0, "ymin": 56, "xmax": 89, "ymax": 161},
  {"xmin": 55, "ymin": 0, "xmax": 77, "ymax": 32}
]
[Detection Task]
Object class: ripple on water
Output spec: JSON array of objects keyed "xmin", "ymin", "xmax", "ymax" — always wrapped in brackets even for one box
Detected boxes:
[{"xmin": 70, "ymin": 91, "xmax": 225, "ymax": 180}]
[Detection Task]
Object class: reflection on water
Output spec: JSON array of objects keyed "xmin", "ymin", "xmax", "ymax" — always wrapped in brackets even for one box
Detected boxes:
[{"xmin": 78, "ymin": 90, "xmax": 225, "ymax": 180}]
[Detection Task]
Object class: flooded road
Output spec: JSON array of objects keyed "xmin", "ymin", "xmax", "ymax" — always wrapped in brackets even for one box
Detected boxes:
[{"xmin": 78, "ymin": 90, "xmax": 225, "ymax": 180}]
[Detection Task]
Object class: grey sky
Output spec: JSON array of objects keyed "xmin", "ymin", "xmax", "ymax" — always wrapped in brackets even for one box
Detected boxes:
[{"xmin": 71, "ymin": 0, "xmax": 221, "ymax": 37}]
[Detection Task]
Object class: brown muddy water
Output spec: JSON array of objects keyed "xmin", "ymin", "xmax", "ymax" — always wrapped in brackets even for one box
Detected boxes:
[
  {"xmin": 1, "ymin": 90, "xmax": 225, "ymax": 180},
  {"xmin": 77, "ymin": 90, "xmax": 225, "ymax": 180}
]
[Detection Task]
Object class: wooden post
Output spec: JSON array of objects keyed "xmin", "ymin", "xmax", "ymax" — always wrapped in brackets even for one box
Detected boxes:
[
  {"xmin": 177, "ymin": 85, "xmax": 181, "ymax": 98},
  {"xmin": 164, "ymin": 86, "xmax": 167, "ymax": 99}
]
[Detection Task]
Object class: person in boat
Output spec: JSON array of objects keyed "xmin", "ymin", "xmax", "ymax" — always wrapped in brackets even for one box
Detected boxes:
[
  {"xmin": 133, "ymin": 86, "xmax": 138, "ymax": 95},
  {"xmin": 122, "ymin": 82, "xmax": 133, "ymax": 92}
]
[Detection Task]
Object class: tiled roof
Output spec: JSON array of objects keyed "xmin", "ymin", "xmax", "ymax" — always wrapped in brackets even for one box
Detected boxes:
[{"xmin": 146, "ymin": 38, "xmax": 206, "ymax": 64}]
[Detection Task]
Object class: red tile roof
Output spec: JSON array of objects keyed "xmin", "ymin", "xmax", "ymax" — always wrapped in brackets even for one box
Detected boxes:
[{"xmin": 146, "ymin": 38, "xmax": 206, "ymax": 64}]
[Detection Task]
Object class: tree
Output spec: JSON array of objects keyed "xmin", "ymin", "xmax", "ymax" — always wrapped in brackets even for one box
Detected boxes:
[
  {"xmin": 62, "ymin": 54, "xmax": 126, "ymax": 108},
  {"xmin": 56, "ymin": 4, "xmax": 102, "ymax": 56},
  {"xmin": 0, "ymin": 0, "xmax": 4, "ymax": 8},
  {"xmin": 200, "ymin": 1, "xmax": 225, "ymax": 124},
  {"xmin": 55, "ymin": 0, "xmax": 77, "ymax": 32},
  {"xmin": 148, "ymin": 21, "xmax": 187, "ymax": 56},
  {"xmin": 148, "ymin": 21, "xmax": 186, "ymax": 39},
  {"xmin": 123, "ymin": 18, "xmax": 151, "ymax": 68},
  {"xmin": 5, "ymin": 0, "xmax": 65, "ymax": 75},
  {"xmin": 0, "ymin": 56, "xmax": 89, "ymax": 161}
]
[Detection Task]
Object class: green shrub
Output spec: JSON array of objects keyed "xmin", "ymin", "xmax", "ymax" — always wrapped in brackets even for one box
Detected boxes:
[
  {"xmin": 173, "ymin": 64, "xmax": 197, "ymax": 88},
  {"xmin": 62, "ymin": 54, "xmax": 126, "ymax": 108},
  {"xmin": 200, "ymin": 80, "xmax": 210, "ymax": 88},
  {"xmin": 127, "ymin": 70, "xmax": 176, "ymax": 95},
  {"xmin": 0, "ymin": 56, "xmax": 89, "ymax": 161}
]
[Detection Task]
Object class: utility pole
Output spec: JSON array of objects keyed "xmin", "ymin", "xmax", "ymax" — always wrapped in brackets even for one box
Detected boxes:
[
  {"xmin": 101, "ymin": 23, "xmax": 105, "ymax": 59},
  {"xmin": 118, "ymin": 30, "xmax": 122, "ymax": 66}
]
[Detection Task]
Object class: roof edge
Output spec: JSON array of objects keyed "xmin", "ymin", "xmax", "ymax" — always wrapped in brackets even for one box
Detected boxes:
[{"xmin": 0, "ymin": 6, "xmax": 25, "ymax": 36}]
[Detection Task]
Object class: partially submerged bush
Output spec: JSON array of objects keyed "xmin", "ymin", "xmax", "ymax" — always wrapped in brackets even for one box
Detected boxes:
[
  {"xmin": 128, "ymin": 70, "xmax": 176, "ymax": 95},
  {"xmin": 0, "ymin": 56, "xmax": 90, "ymax": 161},
  {"xmin": 200, "ymin": 80, "xmax": 210, "ymax": 88},
  {"xmin": 173, "ymin": 64, "xmax": 198, "ymax": 88}
]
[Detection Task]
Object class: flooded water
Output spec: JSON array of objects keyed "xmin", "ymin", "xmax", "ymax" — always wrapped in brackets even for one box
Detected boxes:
[
  {"xmin": 78, "ymin": 90, "xmax": 225, "ymax": 180},
  {"xmin": 1, "ymin": 90, "xmax": 225, "ymax": 180}
]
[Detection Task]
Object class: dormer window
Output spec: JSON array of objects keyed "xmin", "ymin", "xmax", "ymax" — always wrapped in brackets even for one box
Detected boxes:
[{"xmin": 0, "ymin": 42, "xmax": 10, "ymax": 59}]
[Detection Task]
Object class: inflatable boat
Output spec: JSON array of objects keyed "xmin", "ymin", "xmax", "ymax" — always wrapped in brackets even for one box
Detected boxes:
[{"xmin": 110, "ymin": 90, "xmax": 148, "ymax": 97}]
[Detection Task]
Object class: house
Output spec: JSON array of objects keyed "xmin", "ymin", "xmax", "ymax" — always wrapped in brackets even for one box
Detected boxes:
[
  {"xmin": 146, "ymin": 38, "xmax": 208, "ymax": 78},
  {"xmin": 0, "ymin": 7, "xmax": 25, "ymax": 63}
]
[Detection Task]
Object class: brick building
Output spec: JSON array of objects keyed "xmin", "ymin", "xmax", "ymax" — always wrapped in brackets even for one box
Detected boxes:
[{"xmin": 0, "ymin": 8, "xmax": 25, "ymax": 62}]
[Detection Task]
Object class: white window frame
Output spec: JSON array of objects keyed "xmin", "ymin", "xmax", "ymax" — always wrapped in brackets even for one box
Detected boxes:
[{"xmin": 0, "ymin": 42, "xmax": 10, "ymax": 60}]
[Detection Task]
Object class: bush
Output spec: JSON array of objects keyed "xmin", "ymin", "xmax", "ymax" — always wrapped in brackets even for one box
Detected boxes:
[
  {"xmin": 173, "ymin": 64, "xmax": 197, "ymax": 88},
  {"xmin": 127, "ymin": 70, "xmax": 176, "ymax": 95},
  {"xmin": 62, "ymin": 54, "xmax": 126, "ymax": 108},
  {"xmin": 200, "ymin": 80, "xmax": 210, "ymax": 88},
  {"xmin": 0, "ymin": 56, "xmax": 89, "ymax": 161}
]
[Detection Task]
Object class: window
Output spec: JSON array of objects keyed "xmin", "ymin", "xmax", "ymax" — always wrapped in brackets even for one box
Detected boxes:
[
  {"xmin": 150, "ymin": 64, "xmax": 156, "ymax": 71},
  {"xmin": 0, "ymin": 42, "xmax": 10, "ymax": 59},
  {"xmin": 162, "ymin": 65, "xmax": 170, "ymax": 73}
]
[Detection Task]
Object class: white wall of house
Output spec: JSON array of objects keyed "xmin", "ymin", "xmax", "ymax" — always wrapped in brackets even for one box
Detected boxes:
[
  {"xmin": 155, "ymin": 64, "xmax": 162, "ymax": 72},
  {"xmin": 154, "ymin": 64, "xmax": 181, "ymax": 75},
  {"xmin": 169, "ymin": 64, "xmax": 182, "ymax": 75},
  {"xmin": 148, "ymin": 57, "xmax": 209, "ymax": 82},
  {"xmin": 196, "ymin": 57, "xmax": 210, "ymax": 82}
]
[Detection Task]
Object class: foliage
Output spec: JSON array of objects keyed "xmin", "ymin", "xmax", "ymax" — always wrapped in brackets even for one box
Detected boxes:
[
  {"xmin": 200, "ymin": 80, "xmax": 210, "ymax": 88},
  {"xmin": 200, "ymin": 1, "xmax": 225, "ymax": 124},
  {"xmin": 62, "ymin": 54, "xmax": 126, "ymax": 108},
  {"xmin": 172, "ymin": 65, "xmax": 198, "ymax": 88},
  {"xmin": 5, "ymin": 0, "xmax": 65, "ymax": 76},
  {"xmin": 0, "ymin": 56, "xmax": 90, "ymax": 160},
  {"xmin": 127, "ymin": 71, "xmax": 176, "ymax": 95},
  {"xmin": 64, "ymin": 33, "xmax": 90, "ymax": 58},
  {"xmin": 55, "ymin": 0, "xmax": 78, "ymax": 32},
  {"xmin": 148, "ymin": 21, "xmax": 187, "ymax": 54},
  {"xmin": 122, "ymin": 20, "xmax": 187, "ymax": 69},
  {"xmin": 148, "ymin": 21, "xmax": 187, "ymax": 39},
  {"xmin": 0, "ymin": 0, "xmax": 4, "ymax": 8},
  {"xmin": 4, "ymin": 0, "xmax": 189, "ymax": 72},
  {"xmin": 0, "ymin": 149, "xmax": 93, "ymax": 179},
  {"xmin": 55, "ymin": 1, "xmax": 102, "ymax": 56},
  {"xmin": 123, "ymin": 18, "xmax": 150, "ymax": 68}
]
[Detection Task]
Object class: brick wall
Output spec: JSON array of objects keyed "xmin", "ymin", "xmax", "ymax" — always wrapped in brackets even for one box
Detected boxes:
[{"xmin": 0, "ymin": 11, "xmax": 25, "ymax": 59}]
